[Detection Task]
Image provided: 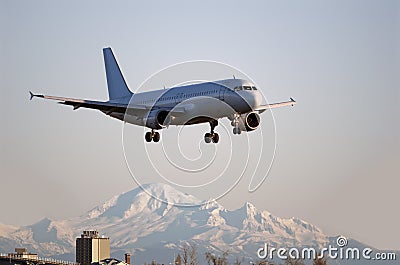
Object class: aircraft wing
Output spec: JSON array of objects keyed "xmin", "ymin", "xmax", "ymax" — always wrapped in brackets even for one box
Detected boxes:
[
  {"xmin": 254, "ymin": 98, "xmax": 296, "ymax": 113},
  {"xmin": 29, "ymin": 91, "xmax": 190, "ymax": 117},
  {"xmin": 29, "ymin": 91, "xmax": 147, "ymax": 115}
]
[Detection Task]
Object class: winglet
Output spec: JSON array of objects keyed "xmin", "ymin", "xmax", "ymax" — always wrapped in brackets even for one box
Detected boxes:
[
  {"xmin": 29, "ymin": 91, "xmax": 44, "ymax": 100},
  {"xmin": 290, "ymin": 97, "xmax": 296, "ymax": 106}
]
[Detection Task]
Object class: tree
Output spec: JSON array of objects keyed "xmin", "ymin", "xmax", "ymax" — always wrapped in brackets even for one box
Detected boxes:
[
  {"xmin": 313, "ymin": 256, "xmax": 327, "ymax": 265},
  {"xmin": 189, "ymin": 243, "xmax": 198, "ymax": 265},
  {"xmin": 284, "ymin": 256, "xmax": 304, "ymax": 265},
  {"xmin": 219, "ymin": 250, "xmax": 229, "ymax": 265},
  {"xmin": 205, "ymin": 251, "xmax": 216, "ymax": 265},
  {"xmin": 181, "ymin": 245, "xmax": 189, "ymax": 265},
  {"xmin": 180, "ymin": 242, "xmax": 198, "ymax": 265},
  {"xmin": 205, "ymin": 250, "xmax": 228, "ymax": 265},
  {"xmin": 233, "ymin": 256, "xmax": 244, "ymax": 265},
  {"xmin": 254, "ymin": 260, "xmax": 274, "ymax": 265},
  {"xmin": 175, "ymin": 254, "xmax": 182, "ymax": 265},
  {"xmin": 256, "ymin": 261, "xmax": 265, "ymax": 265}
]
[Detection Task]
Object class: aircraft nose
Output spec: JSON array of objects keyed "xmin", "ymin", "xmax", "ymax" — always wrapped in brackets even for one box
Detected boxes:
[
  {"xmin": 243, "ymin": 91, "xmax": 261, "ymax": 109},
  {"xmin": 254, "ymin": 90, "xmax": 262, "ymax": 107}
]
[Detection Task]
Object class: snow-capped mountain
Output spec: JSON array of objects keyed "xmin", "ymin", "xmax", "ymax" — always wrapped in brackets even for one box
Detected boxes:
[{"xmin": 0, "ymin": 183, "xmax": 397, "ymax": 264}]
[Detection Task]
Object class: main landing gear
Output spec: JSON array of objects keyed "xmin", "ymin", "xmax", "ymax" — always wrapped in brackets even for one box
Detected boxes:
[
  {"xmin": 145, "ymin": 129, "xmax": 160, "ymax": 142},
  {"xmin": 204, "ymin": 120, "xmax": 219, "ymax": 144}
]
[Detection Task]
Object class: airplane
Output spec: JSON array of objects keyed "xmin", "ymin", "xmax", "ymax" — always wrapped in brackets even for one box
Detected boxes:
[{"xmin": 30, "ymin": 47, "xmax": 296, "ymax": 143}]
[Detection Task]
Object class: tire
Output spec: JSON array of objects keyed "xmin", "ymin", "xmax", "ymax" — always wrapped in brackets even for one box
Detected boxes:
[
  {"xmin": 233, "ymin": 128, "xmax": 237, "ymax": 135},
  {"xmin": 153, "ymin": 132, "xmax": 160, "ymax": 142},
  {"xmin": 145, "ymin": 132, "xmax": 152, "ymax": 142},
  {"xmin": 212, "ymin": 133, "xmax": 219, "ymax": 143},
  {"xmin": 204, "ymin": 133, "xmax": 212, "ymax": 143}
]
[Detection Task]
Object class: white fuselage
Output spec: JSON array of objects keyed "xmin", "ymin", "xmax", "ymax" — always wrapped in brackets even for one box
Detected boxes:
[{"xmin": 109, "ymin": 79, "xmax": 262, "ymax": 128}]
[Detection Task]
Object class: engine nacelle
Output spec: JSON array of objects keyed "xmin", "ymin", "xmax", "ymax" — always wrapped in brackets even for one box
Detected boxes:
[
  {"xmin": 238, "ymin": 112, "xmax": 261, "ymax": 132},
  {"xmin": 144, "ymin": 110, "xmax": 171, "ymax": 129}
]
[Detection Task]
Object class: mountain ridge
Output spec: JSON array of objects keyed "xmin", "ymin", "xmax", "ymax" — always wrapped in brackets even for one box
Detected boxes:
[{"xmin": 0, "ymin": 183, "xmax": 397, "ymax": 264}]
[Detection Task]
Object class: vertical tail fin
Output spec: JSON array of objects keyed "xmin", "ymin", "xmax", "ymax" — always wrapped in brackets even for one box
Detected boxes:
[{"xmin": 103, "ymin": 47, "xmax": 133, "ymax": 100}]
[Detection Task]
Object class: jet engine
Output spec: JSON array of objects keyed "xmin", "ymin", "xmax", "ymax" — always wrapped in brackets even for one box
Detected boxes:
[
  {"xmin": 144, "ymin": 109, "xmax": 171, "ymax": 129},
  {"xmin": 238, "ymin": 112, "xmax": 261, "ymax": 132}
]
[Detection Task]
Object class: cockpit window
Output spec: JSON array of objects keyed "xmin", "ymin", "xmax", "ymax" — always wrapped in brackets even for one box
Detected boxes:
[
  {"xmin": 234, "ymin": 86, "xmax": 242, "ymax": 91},
  {"xmin": 243, "ymin": 86, "xmax": 252, "ymax": 90},
  {"xmin": 252, "ymin": 86, "xmax": 257, "ymax": 90}
]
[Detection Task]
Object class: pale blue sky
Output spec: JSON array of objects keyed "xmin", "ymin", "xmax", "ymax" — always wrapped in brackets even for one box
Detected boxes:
[{"xmin": 1, "ymin": 0, "xmax": 399, "ymax": 250}]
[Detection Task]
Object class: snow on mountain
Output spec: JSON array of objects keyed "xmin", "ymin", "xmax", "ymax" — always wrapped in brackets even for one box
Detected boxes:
[
  {"xmin": 0, "ymin": 223, "xmax": 18, "ymax": 237},
  {"xmin": 0, "ymin": 217, "xmax": 74, "ymax": 256},
  {"xmin": 87, "ymin": 183, "xmax": 201, "ymax": 220},
  {"xmin": 0, "ymin": 183, "xmax": 392, "ymax": 264}
]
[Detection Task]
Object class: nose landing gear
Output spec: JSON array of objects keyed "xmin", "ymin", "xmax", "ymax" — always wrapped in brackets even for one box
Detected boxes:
[
  {"xmin": 231, "ymin": 114, "xmax": 241, "ymax": 135},
  {"xmin": 145, "ymin": 129, "xmax": 160, "ymax": 142},
  {"xmin": 233, "ymin": 127, "xmax": 241, "ymax": 135},
  {"xmin": 204, "ymin": 120, "xmax": 219, "ymax": 143}
]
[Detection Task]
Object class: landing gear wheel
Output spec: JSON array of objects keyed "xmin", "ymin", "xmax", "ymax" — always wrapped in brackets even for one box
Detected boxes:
[
  {"xmin": 212, "ymin": 133, "xmax": 219, "ymax": 143},
  {"xmin": 233, "ymin": 127, "xmax": 241, "ymax": 135},
  {"xmin": 204, "ymin": 133, "xmax": 212, "ymax": 143},
  {"xmin": 145, "ymin": 130, "xmax": 160, "ymax": 142},
  {"xmin": 145, "ymin": 132, "xmax": 152, "ymax": 142},
  {"xmin": 204, "ymin": 119, "xmax": 220, "ymax": 144},
  {"xmin": 153, "ymin": 132, "xmax": 160, "ymax": 142}
]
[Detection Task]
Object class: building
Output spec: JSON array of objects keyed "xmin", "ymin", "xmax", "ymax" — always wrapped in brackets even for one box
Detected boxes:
[
  {"xmin": 0, "ymin": 248, "xmax": 78, "ymax": 265},
  {"xmin": 76, "ymin": 230, "xmax": 110, "ymax": 265},
  {"xmin": 8, "ymin": 248, "xmax": 38, "ymax": 260},
  {"xmin": 91, "ymin": 258, "xmax": 129, "ymax": 265},
  {"xmin": 124, "ymin": 253, "xmax": 130, "ymax": 265}
]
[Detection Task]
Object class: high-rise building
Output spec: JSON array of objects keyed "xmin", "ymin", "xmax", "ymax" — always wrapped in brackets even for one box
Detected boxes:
[
  {"xmin": 124, "ymin": 253, "xmax": 131, "ymax": 265},
  {"xmin": 76, "ymin": 230, "xmax": 110, "ymax": 265}
]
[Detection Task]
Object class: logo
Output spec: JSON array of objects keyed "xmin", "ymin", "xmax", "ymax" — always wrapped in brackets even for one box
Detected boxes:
[{"xmin": 257, "ymin": 236, "xmax": 397, "ymax": 261}]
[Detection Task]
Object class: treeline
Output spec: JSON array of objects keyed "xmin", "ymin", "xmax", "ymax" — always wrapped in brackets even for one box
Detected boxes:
[{"xmin": 141, "ymin": 243, "xmax": 328, "ymax": 265}]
